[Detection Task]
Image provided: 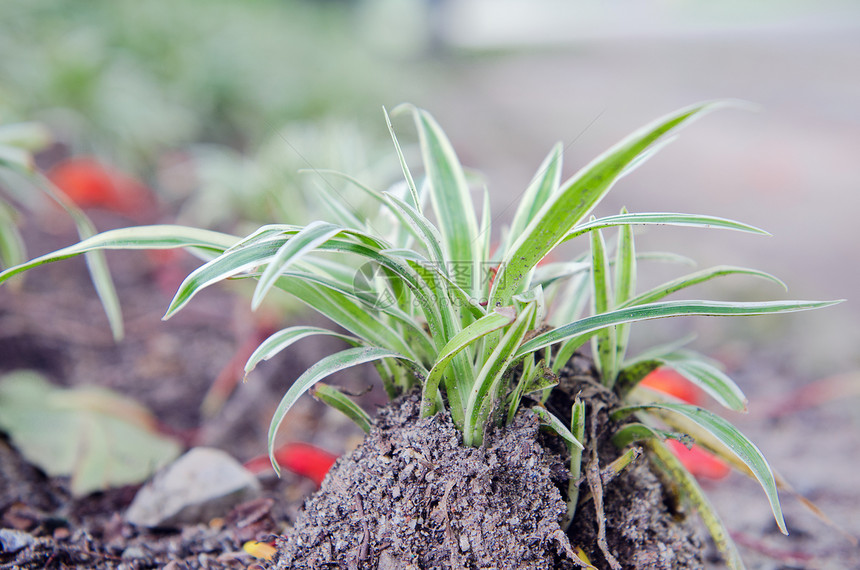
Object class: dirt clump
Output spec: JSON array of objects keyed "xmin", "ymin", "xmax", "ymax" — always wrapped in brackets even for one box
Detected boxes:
[
  {"xmin": 272, "ymin": 392, "xmax": 577, "ymax": 569},
  {"xmin": 274, "ymin": 354, "xmax": 710, "ymax": 569}
]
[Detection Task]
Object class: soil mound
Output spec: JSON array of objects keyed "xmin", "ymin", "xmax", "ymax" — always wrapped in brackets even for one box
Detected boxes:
[{"xmin": 273, "ymin": 392, "xmax": 575, "ymax": 569}]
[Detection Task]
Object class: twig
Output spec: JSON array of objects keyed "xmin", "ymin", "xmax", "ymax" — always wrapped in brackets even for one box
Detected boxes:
[
  {"xmin": 354, "ymin": 494, "xmax": 370, "ymax": 563},
  {"xmin": 585, "ymin": 404, "xmax": 621, "ymax": 570}
]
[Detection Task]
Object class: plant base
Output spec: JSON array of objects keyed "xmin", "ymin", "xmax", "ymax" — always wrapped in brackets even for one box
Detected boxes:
[{"xmin": 274, "ymin": 357, "xmax": 708, "ymax": 569}]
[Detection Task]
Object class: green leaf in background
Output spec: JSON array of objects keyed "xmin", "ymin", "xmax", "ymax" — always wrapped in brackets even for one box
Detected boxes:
[
  {"xmin": 0, "ymin": 200, "xmax": 26, "ymax": 270},
  {"xmin": 0, "ymin": 371, "xmax": 180, "ymax": 496}
]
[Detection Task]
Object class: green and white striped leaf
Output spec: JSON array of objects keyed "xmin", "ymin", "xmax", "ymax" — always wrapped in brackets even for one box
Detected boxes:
[
  {"xmin": 590, "ymin": 226, "xmax": 616, "ymax": 385},
  {"xmin": 613, "ymin": 402, "xmax": 786, "ymax": 534},
  {"xmin": 268, "ymin": 347, "xmax": 414, "ymax": 474},
  {"xmin": 464, "ymin": 302, "xmax": 536, "ymax": 446},
  {"xmin": 420, "ymin": 307, "xmax": 516, "ymax": 418},
  {"xmin": 244, "ymin": 326, "xmax": 361, "ymax": 376},
  {"xmin": 166, "ymin": 240, "xmax": 283, "ymax": 319},
  {"xmin": 409, "ymin": 107, "xmax": 481, "ymax": 296},
  {"xmin": 565, "ymin": 212, "xmax": 769, "ymax": 242},
  {"xmin": 272, "ymin": 275, "xmax": 422, "ymax": 361},
  {"xmin": 564, "ymin": 397, "xmax": 587, "ymax": 530},
  {"xmin": 517, "ymin": 299, "xmax": 841, "ymax": 359},
  {"xmin": 491, "ymin": 101, "xmax": 731, "ymax": 307},
  {"xmin": 622, "ymin": 266, "xmax": 786, "ymax": 308},
  {"xmin": 531, "ymin": 405, "xmax": 583, "ymax": 450},
  {"xmin": 660, "ymin": 351, "xmax": 747, "ymax": 412},
  {"xmin": 384, "ymin": 106, "xmax": 420, "ymax": 209},
  {"xmin": 613, "ymin": 210, "xmax": 637, "ymax": 377},
  {"xmin": 0, "ymin": 225, "xmax": 238, "ymax": 284},
  {"xmin": 252, "ymin": 221, "xmax": 343, "ymax": 309},
  {"xmin": 384, "ymin": 191, "xmax": 445, "ymax": 267}
]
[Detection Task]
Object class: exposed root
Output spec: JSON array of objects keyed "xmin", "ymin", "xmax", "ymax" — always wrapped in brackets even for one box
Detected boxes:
[{"xmin": 585, "ymin": 402, "xmax": 621, "ymax": 570}]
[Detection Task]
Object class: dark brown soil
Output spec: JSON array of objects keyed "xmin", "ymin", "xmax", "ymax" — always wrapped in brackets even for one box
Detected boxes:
[
  {"xmin": 273, "ymin": 366, "xmax": 707, "ymax": 570},
  {"xmin": 547, "ymin": 358, "xmax": 707, "ymax": 569},
  {"xmin": 273, "ymin": 392, "xmax": 573, "ymax": 569}
]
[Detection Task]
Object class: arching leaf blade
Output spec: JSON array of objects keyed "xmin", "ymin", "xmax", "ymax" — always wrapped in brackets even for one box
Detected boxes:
[
  {"xmin": 252, "ymin": 221, "xmax": 343, "ymax": 309},
  {"xmin": 614, "ymin": 402, "xmax": 786, "ymax": 535},
  {"xmin": 311, "ymin": 383, "xmax": 373, "ymax": 434},
  {"xmin": 491, "ymin": 101, "xmax": 733, "ymax": 307},
  {"xmin": 244, "ymin": 326, "xmax": 361, "ymax": 376},
  {"xmin": 0, "ymin": 225, "xmax": 238, "ymax": 284},
  {"xmin": 565, "ymin": 212, "xmax": 769, "ymax": 242},
  {"xmin": 518, "ymin": 299, "xmax": 843, "ymax": 359},
  {"xmin": 267, "ymin": 347, "xmax": 414, "ymax": 474},
  {"xmin": 623, "ymin": 266, "xmax": 787, "ymax": 308},
  {"xmin": 421, "ymin": 307, "xmax": 516, "ymax": 417}
]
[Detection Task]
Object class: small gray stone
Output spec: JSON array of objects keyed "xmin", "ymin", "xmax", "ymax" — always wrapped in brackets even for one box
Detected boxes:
[
  {"xmin": 458, "ymin": 533, "xmax": 470, "ymax": 552},
  {"xmin": 124, "ymin": 447, "xmax": 260, "ymax": 527},
  {"xmin": 122, "ymin": 545, "xmax": 146, "ymax": 559},
  {"xmin": 0, "ymin": 529, "xmax": 35, "ymax": 554}
]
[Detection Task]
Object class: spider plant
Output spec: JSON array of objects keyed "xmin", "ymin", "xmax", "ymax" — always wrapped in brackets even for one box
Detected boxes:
[{"xmin": 0, "ymin": 102, "xmax": 840, "ymax": 568}]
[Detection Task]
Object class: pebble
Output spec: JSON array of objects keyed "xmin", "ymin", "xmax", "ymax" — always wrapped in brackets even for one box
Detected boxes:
[
  {"xmin": 122, "ymin": 545, "xmax": 146, "ymax": 559},
  {"xmin": 0, "ymin": 529, "xmax": 35, "ymax": 554},
  {"xmin": 459, "ymin": 533, "xmax": 470, "ymax": 552},
  {"xmin": 124, "ymin": 447, "xmax": 261, "ymax": 528}
]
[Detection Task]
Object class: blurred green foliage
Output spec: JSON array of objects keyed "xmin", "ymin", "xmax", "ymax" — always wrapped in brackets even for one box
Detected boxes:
[{"xmin": 0, "ymin": 0, "xmax": 406, "ymax": 171}]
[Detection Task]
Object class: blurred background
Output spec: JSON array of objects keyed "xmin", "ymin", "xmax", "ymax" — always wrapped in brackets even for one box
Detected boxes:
[
  {"xmin": 1, "ymin": 0, "xmax": 857, "ymax": 391},
  {"xmin": 1, "ymin": 1, "xmax": 859, "ymax": 564}
]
